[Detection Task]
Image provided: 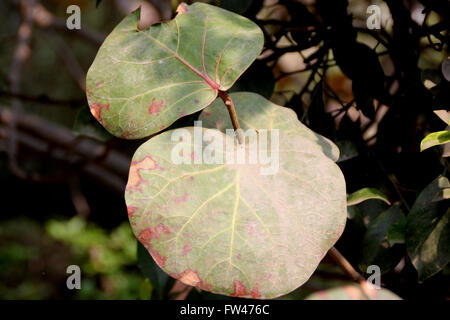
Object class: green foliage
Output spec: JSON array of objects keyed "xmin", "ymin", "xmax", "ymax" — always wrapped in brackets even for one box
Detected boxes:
[
  {"xmin": 46, "ymin": 217, "xmax": 146, "ymax": 299},
  {"xmin": 2, "ymin": 0, "xmax": 449, "ymax": 301},
  {"xmin": 406, "ymin": 176, "xmax": 450, "ymax": 281},
  {"xmin": 420, "ymin": 110, "xmax": 450, "ymax": 152},
  {"xmin": 358, "ymin": 205, "xmax": 405, "ymax": 274},
  {"xmin": 420, "ymin": 131, "xmax": 450, "ymax": 152},
  {"xmin": 347, "ymin": 188, "xmax": 390, "ymax": 206}
]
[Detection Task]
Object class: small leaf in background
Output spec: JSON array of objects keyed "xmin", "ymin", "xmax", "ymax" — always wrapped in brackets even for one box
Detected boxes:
[
  {"xmin": 386, "ymin": 217, "xmax": 406, "ymax": 246},
  {"xmin": 420, "ymin": 130, "xmax": 450, "ymax": 152},
  {"xmin": 359, "ymin": 204, "xmax": 405, "ymax": 274},
  {"xmin": 72, "ymin": 107, "xmax": 114, "ymax": 142},
  {"xmin": 305, "ymin": 282, "xmax": 401, "ymax": 300},
  {"xmin": 126, "ymin": 92, "xmax": 347, "ymax": 298},
  {"xmin": 336, "ymin": 140, "xmax": 358, "ymax": 163},
  {"xmin": 86, "ymin": 2, "xmax": 264, "ymax": 139},
  {"xmin": 442, "ymin": 57, "xmax": 450, "ymax": 82},
  {"xmin": 433, "ymin": 110, "xmax": 450, "ymax": 125},
  {"xmin": 406, "ymin": 175, "xmax": 450, "ymax": 281},
  {"xmin": 347, "ymin": 187, "xmax": 390, "ymax": 206},
  {"xmin": 137, "ymin": 242, "xmax": 169, "ymax": 299},
  {"xmin": 138, "ymin": 278, "xmax": 153, "ymax": 300}
]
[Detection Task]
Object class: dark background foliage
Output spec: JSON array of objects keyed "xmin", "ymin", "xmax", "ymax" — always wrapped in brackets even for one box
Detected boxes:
[{"xmin": 0, "ymin": 0, "xmax": 448, "ymax": 300}]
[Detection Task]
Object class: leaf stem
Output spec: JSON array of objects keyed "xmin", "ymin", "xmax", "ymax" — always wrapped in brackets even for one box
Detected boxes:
[
  {"xmin": 218, "ymin": 90, "xmax": 244, "ymax": 144},
  {"xmin": 327, "ymin": 247, "xmax": 366, "ymax": 282}
]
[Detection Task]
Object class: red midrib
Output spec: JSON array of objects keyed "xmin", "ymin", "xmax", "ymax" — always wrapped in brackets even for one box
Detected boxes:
[{"xmin": 175, "ymin": 54, "xmax": 220, "ymax": 91}]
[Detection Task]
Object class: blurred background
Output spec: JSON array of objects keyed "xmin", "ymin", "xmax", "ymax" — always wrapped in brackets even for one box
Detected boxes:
[{"xmin": 0, "ymin": 0, "xmax": 449, "ymax": 300}]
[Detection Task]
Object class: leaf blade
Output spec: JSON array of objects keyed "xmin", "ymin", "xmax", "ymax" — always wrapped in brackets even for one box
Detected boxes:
[
  {"xmin": 420, "ymin": 130, "xmax": 450, "ymax": 152},
  {"xmin": 347, "ymin": 187, "xmax": 390, "ymax": 206},
  {"xmin": 125, "ymin": 93, "xmax": 347, "ymax": 298},
  {"xmin": 86, "ymin": 3, "xmax": 264, "ymax": 139}
]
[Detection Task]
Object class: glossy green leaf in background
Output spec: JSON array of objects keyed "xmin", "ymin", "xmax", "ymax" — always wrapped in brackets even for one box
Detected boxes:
[
  {"xmin": 347, "ymin": 187, "xmax": 390, "ymax": 206},
  {"xmin": 420, "ymin": 130, "xmax": 450, "ymax": 152},
  {"xmin": 86, "ymin": 2, "xmax": 263, "ymax": 139},
  {"xmin": 406, "ymin": 175, "xmax": 450, "ymax": 281},
  {"xmin": 125, "ymin": 92, "xmax": 347, "ymax": 298},
  {"xmin": 358, "ymin": 204, "xmax": 405, "ymax": 274}
]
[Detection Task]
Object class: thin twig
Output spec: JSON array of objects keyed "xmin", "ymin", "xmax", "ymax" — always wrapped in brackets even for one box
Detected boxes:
[
  {"xmin": 0, "ymin": 106, "xmax": 130, "ymax": 178},
  {"xmin": 8, "ymin": 0, "xmax": 38, "ymax": 179},
  {"xmin": 327, "ymin": 247, "xmax": 366, "ymax": 282}
]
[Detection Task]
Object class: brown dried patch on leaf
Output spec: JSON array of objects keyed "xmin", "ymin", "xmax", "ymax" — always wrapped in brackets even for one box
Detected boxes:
[
  {"xmin": 150, "ymin": 248, "xmax": 167, "ymax": 268},
  {"xmin": 89, "ymin": 102, "xmax": 110, "ymax": 125},
  {"xmin": 127, "ymin": 205, "xmax": 138, "ymax": 219},
  {"xmin": 153, "ymin": 223, "xmax": 171, "ymax": 239},
  {"xmin": 127, "ymin": 156, "xmax": 158, "ymax": 189},
  {"xmin": 138, "ymin": 228, "xmax": 168, "ymax": 268},
  {"xmin": 177, "ymin": 269, "xmax": 201, "ymax": 287},
  {"xmin": 147, "ymin": 98, "xmax": 165, "ymax": 114},
  {"xmin": 251, "ymin": 286, "xmax": 261, "ymax": 299},
  {"xmin": 176, "ymin": 3, "xmax": 189, "ymax": 15},
  {"xmin": 231, "ymin": 280, "xmax": 248, "ymax": 297}
]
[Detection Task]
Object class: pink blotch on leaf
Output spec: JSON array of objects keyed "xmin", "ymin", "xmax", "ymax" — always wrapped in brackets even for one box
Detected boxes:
[
  {"xmin": 181, "ymin": 243, "xmax": 192, "ymax": 256},
  {"xmin": 148, "ymin": 98, "xmax": 165, "ymax": 114},
  {"xmin": 127, "ymin": 156, "xmax": 158, "ymax": 189},
  {"xmin": 127, "ymin": 205, "xmax": 138, "ymax": 219},
  {"xmin": 232, "ymin": 281, "xmax": 248, "ymax": 297},
  {"xmin": 89, "ymin": 102, "xmax": 110, "ymax": 125},
  {"xmin": 174, "ymin": 192, "xmax": 189, "ymax": 204},
  {"xmin": 250, "ymin": 284, "xmax": 261, "ymax": 298}
]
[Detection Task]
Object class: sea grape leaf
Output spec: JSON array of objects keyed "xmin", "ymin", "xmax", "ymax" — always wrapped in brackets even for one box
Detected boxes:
[
  {"xmin": 347, "ymin": 187, "xmax": 390, "ymax": 206},
  {"xmin": 406, "ymin": 176, "xmax": 450, "ymax": 281},
  {"xmin": 125, "ymin": 92, "xmax": 346, "ymax": 298},
  {"xmin": 199, "ymin": 92, "xmax": 340, "ymax": 162},
  {"xmin": 305, "ymin": 282, "xmax": 401, "ymax": 300},
  {"xmin": 86, "ymin": 2, "xmax": 264, "ymax": 139}
]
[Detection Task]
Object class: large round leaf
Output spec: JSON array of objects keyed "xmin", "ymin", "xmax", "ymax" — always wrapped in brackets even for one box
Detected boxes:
[
  {"xmin": 125, "ymin": 93, "xmax": 347, "ymax": 298},
  {"xmin": 86, "ymin": 3, "xmax": 263, "ymax": 139},
  {"xmin": 305, "ymin": 283, "xmax": 402, "ymax": 300}
]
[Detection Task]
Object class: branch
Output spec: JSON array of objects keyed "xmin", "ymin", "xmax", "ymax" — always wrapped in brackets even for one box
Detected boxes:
[
  {"xmin": 0, "ymin": 106, "xmax": 130, "ymax": 191},
  {"xmin": 8, "ymin": 0, "xmax": 38, "ymax": 179}
]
